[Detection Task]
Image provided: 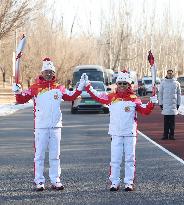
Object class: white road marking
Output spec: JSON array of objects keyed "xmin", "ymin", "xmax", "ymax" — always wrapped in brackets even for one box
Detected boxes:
[{"xmin": 138, "ymin": 130, "xmax": 184, "ymax": 165}]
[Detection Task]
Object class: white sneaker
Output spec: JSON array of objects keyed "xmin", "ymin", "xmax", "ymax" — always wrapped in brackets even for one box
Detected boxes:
[
  {"xmin": 110, "ymin": 184, "xmax": 120, "ymax": 191},
  {"xmin": 51, "ymin": 182, "xmax": 64, "ymax": 190},
  {"xmin": 36, "ymin": 182, "xmax": 45, "ymax": 191},
  {"xmin": 125, "ymin": 184, "xmax": 134, "ymax": 191}
]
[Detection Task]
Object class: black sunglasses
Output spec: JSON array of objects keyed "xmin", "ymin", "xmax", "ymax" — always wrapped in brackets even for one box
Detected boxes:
[{"xmin": 117, "ymin": 82, "xmax": 128, "ymax": 85}]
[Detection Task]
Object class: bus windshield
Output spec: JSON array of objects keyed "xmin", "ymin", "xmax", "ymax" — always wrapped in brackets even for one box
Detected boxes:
[
  {"xmin": 144, "ymin": 80, "xmax": 152, "ymax": 84},
  {"xmin": 73, "ymin": 70, "xmax": 104, "ymax": 85}
]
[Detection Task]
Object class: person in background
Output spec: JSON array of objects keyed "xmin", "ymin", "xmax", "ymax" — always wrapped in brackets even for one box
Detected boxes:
[
  {"xmin": 84, "ymin": 70, "xmax": 158, "ymax": 192},
  {"xmin": 12, "ymin": 58, "xmax": 86, "ymax": 191},
  {"xmin": 158, "ymin": 69, "xmax": 181, "ymax": 140},
  {"xmin": 66, "ymin": 79, "xmax": 72, "ymax": 89}
]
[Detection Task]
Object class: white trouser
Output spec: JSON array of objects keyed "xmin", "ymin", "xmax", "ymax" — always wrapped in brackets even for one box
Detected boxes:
[
  {"xmin": 109, "ymin": 135, "xmax": 136, "ymax": 186},
  {"xmin": 34, "ymin": 128, "xmax": 61, "ymax": 185}
]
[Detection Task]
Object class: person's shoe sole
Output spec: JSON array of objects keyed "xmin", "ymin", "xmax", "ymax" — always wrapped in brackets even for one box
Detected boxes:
[
  {"xmin": 51, "ymin": 185, "xmax": 64, "ymax": 190},
  {"xmin": 110, "ymin": 186, "xmax": 119, "ymax": 191},
  {"xmin": 36, "ymin": 187, "xmax": 45, "ymax": 191},
  {"xmin": 125, "ymin": 187, "xmax": 134, "ymax": 191}
]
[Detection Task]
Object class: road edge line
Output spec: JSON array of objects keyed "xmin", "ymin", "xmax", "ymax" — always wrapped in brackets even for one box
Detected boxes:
[{"xmin": 138, "ymin": 130, "xmax": 184, "ymax": 165}]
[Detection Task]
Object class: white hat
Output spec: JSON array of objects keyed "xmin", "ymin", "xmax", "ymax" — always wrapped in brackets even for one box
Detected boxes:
[
  {"xmin": 41, "ymin": 57, "xmax": 55, "ymax": 72},
  {"xmin": 116, "ymin": 70, "xmax": 133, "ymax": 84}
]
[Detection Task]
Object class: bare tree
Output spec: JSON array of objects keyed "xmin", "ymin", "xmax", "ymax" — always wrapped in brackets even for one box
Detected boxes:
[
  {"xmin": 0, "ymin": 0, "xmax": 41, "ymax": 40},
  {"xmin": 0, "ymin": 0, "xmax": 43, "ymax": 86},
  {"xmin": 2, "ymin": 0, "xmax": 184, "ymax": 89}
]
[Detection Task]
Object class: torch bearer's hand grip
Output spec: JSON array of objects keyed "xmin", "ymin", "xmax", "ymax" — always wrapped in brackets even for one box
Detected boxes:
[
  {"xmin": 150, "ymin": 95, "xmax": 158, "ymax": 104},
  {"xmin": 12, "ymin": 83, "xmax": 21, "ymax": 94},
  {"xmin": 152, "ymin": 85, "xmax": 157, "ymax": 96}
]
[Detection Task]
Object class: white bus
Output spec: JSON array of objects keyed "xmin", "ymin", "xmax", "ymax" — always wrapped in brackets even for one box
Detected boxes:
[{"xmin": 72, "ymin": 64, "xmax": 113, "ymax": 86}]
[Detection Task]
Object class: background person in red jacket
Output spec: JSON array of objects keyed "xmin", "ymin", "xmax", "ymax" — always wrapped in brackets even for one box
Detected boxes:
[
  {"xmin": 84, "ymin": 71, "xmax": 158, "ymax": 192},
  {"xmin": 12, "ymin": 58, "xmax": 86, "ymax": 191}
]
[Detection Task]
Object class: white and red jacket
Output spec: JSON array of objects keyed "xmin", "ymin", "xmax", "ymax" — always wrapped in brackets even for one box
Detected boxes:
[
  {"xmin": 86, "ymin": 85, "xmax": 154, "ymax": 136},
  {"xmin": 15, "ymin": 76, "xmax": 82, "ymax": 128}
]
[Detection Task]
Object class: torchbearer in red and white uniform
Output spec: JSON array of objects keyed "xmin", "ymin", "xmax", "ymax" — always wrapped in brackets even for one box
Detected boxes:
[
  {"xmin": 85, "ymin": 70, "xmax": 158, "ymax": 192},
  {"xmin": 12, "ymin": 58, "xmax": 86, "ymax": 191}
]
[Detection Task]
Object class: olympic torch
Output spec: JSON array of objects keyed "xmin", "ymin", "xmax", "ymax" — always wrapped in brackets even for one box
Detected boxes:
[
  {"xmin": 15, "ymin": 34, "xmax": 26, "ymax": 84},
  {"xmin": 148, "ymin": 50, "xmax": 157, "ymax": 96}
]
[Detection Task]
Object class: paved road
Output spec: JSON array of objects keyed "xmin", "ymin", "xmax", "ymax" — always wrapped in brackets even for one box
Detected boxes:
[{"xmin": 0, "ymin": 102, "xmax": 184, "ymax": 205}]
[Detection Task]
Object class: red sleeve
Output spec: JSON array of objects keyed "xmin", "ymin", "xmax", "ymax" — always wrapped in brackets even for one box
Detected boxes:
[
  {"xmin": 62, "ymin": 89, "xmax": 82, "ymax": 101},
  {"xmin": 85, "ymin": 84, "xmax": 111, "ymax": 105},
  {"xmin": 136, "ymin": 102, "xmax": 154, "ymax": 115},
  {"xmin": 16, "ymin": 94, "xmax": 32, "ymax": 104},
  {"xmin": 15, "ymin": 87, "xmax": 33, "ymax": 104}
]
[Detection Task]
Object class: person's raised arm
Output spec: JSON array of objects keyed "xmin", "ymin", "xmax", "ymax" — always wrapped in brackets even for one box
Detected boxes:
[
  {"xmin": 136, "ymin": 95, "xmax": 157, "ymax": 115},
  {"xmin": 85, "ymin": 81, "xmax": 111, "ymax": 105},
  {"xmin": 62, "ymin": 73, "xmax": 86, "ymax": 101}
]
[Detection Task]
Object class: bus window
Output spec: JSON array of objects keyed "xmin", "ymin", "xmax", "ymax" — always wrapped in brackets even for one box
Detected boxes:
[{"xmin": 72, "ymin": 66, "xmax": 105, "ymax": 85}]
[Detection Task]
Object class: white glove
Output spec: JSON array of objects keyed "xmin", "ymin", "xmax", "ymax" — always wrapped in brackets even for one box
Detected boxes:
[
  {"xmin": 150, "ymin": 95, "xmax": 158, "ymax": 104},
  {"xmin": 81, "ymin": 73, "xmax": 89, "ymax": 82},
  {"xmin": 77, "ymin": 73, "xmax": 87, "ymax": 91},
  {"xmin": 84, "ymin": 74, "xmax": 90, "ymax": 86},
  {"xmin": 82, "ymin": 74, "xmax": 91, "ymax": 87},
  {"xmin": 12, "ymin": 83, "xmax": 21, "ymax": 94},
  {"xmin": 83, "ymin": 73, "xmax": 88, "ymax": 81}
]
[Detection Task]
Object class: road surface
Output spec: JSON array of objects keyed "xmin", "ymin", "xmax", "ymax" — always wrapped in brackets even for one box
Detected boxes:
[{"xmin": 0, "ymin": 102, "xmax": 183, "ymax": 204}]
